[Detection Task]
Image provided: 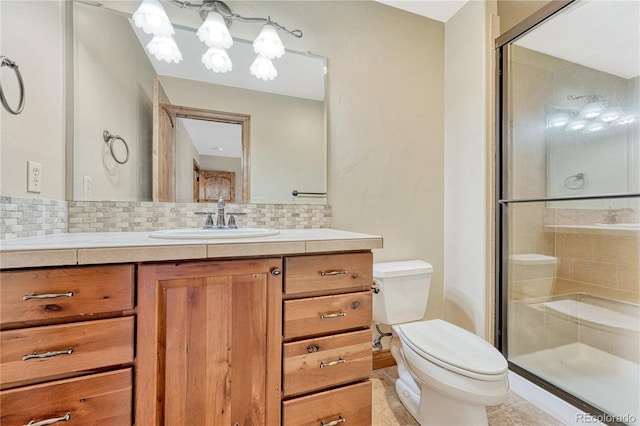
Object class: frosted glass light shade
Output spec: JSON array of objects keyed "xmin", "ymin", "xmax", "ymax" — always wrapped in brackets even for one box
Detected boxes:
[
  {"xmin": 599, "ymin": 108, "xmax": 621, "ymax": 123},
  {"xmin": 133, "ymin": 0, "xmax": 174, "ymax": 37},
  {"xmin": 549, "ymin": 112, "xmax": 570, "ymax": 128},
  {"xmin": 202, "ymin": 47, "xmax": 232, "ymax": 73},
  {"xmin": 250, "ymin": 55, "xmax": 277, "ymax": 81},
  {"xmin": 565, "ymin": 119, "xmax": 586, "ymax": 132},
  {"xmin": 147, "ymin": 36, "xmax": 182, "ymax": 63},
  {"xmin": 197, "ymin": 12, "xmax": 233, "ymax": 49},
  {"xmin": 580, "ymin": 102, "xmax": 604, "ymax": 119},
  {"xmin": 618, "ymin": 113, "xmax": 636, "ymax": 125},
  {"xmin": 253, "ymin": 24, "xmax": 285, "ymax": 59}
]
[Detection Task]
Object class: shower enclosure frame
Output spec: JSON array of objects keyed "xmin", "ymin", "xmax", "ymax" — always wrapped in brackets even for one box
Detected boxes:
[{"xmin": 495, "ymin": 1, "xmax": 640, "ymax": 423}]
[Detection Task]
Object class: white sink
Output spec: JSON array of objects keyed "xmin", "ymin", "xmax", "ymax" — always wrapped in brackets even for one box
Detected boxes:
[{"xmin": 149, "ymin": 228, "xmax": 280, "ymax": 239}]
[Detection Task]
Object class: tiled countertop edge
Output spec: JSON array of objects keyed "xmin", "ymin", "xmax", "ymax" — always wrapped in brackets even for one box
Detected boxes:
[{"xmin": 0, "ymin": 233, "xmax": 383, "ymax": 269}]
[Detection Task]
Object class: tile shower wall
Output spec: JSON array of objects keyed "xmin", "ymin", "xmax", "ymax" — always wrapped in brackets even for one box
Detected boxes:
[
  {"xmin": 0, "ymin": 198, "xmax": 331, "ymax": 239},
  {"xmin": 0, "ymin": 197, "xmax": 67, "ymax": 239},
  {"xmin": 544, "ymin": 208, "xmax": 640, "ymax": 301}
]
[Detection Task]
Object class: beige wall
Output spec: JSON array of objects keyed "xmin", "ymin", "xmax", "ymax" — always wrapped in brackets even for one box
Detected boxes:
[
  {"xmin": 73, "ymin": 2, "xmax": 155, "ymax": 201},
  {"xmin": 0, "ymin": 1, "xmax": 66, "ymax": 200},
  {"xmin": 443, "ymin": 0, "xmax": 497, "ymax": 338},
  {"xmin": 497, "ymin": 0, "xmax": 547, "ymax": 34}
]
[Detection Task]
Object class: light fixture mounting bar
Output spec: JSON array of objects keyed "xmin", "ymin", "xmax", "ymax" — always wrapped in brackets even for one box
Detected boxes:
[{"xmin": 166, "ymin": 0, "xmax": 303, "ymax": 38}]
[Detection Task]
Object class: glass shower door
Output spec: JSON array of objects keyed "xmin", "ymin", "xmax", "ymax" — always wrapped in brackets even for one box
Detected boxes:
[{"xmin": 497, "ymin": 1, "xmax": 640, "ymax": 423}]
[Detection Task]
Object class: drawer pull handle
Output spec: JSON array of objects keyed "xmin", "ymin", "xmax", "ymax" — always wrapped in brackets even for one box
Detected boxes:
[
  {"xmin": 319, "ymin": 269, "xmax": 348, "ymax": 276},
  {"xmin": 320, "ymin": 358, "xmax": 345, "ymax": 368},
  {"xmin": 23, "ymin": 348, "xmax": 73, "ymax": 361},
  {"xmin": 320, "ymin": 416, "xmax": 346, "ymax": 426},
  {"xmin": 319, "ymin": 311, "xmax": 346, "ymax": 319},
  {"xmin": 24, "ymin": 412, "xmax": 71, "ymax": 426},
  {"xmin": 23, "ymin": 292, "xmax": 73, "ymax": 301}
]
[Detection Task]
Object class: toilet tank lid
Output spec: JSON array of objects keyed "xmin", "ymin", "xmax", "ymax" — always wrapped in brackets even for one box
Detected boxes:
[
  {"xmin": 510, "ymin": 253, "xmax": 557, "ymax": 265},
  {"xmin": 373, "ymin": 260, "xmax": 433, "ymax": 278}
]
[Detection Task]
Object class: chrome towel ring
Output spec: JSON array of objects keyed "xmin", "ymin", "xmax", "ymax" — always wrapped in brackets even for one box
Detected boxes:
[
  {"xmin": 0, "ymin": 56, "xmax": 25, "ymax": 115},
  {"xmin": 103, "ymin": 130, "xmax": 130, "ymax": 164},
  {"xmin": 564, "ymin": 172, "xmax": 585, "ymax": 190}
]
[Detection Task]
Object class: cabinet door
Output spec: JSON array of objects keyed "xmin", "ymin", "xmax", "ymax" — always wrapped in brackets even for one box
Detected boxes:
[{"xmin": 136, "ymin": 259, "xmax": 282, "ymax": 426}]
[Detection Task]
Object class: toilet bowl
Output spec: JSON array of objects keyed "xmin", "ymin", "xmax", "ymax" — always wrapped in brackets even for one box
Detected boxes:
[{"xmin": 373, "ymin": 261, "xmax": 509, "ymax": 426}]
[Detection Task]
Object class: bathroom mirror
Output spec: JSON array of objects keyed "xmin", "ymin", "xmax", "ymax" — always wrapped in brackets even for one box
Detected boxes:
[
  {"xmin": 72, "ymin": 0, "xmax": 327, "ymax": 204},
  {"xmin": 507, "ymin": 0, "xmax": 639, "ymax": 208}
]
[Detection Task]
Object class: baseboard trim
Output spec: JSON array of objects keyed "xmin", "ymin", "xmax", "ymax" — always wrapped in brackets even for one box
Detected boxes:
[{"xmin": 373, "ymin": 349, "xmax": 396, "ymax": 370}]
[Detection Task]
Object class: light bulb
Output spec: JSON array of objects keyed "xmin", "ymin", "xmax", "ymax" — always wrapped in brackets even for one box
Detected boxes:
[
  {"xmin": 197, "ymin": 11, "xmax": 233, "ymax": 49},
  {"xmin": 599, "ymin": 108, "xmax": 621, "ymax": 123},
  {"xmin": 618, "ymin": 113, "xmax": 636, "ymax": 125},
  {"xmin": 253, "ymin": 24, "xmax": 285, "ymax": 59}
]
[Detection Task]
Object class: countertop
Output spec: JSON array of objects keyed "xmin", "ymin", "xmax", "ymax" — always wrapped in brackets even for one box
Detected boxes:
[{"xmin": 0, "ymin": 228, "xmax": 383, "ymax": 269}]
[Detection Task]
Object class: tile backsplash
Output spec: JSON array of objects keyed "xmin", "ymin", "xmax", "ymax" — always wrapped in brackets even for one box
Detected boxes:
[
  {"xmin": 1, "ymin": 197, "xmax": 331, "ymax": 239},
  {"xmin": 0, "ymin": 197, "xmax": 67, "ymax": 239}
]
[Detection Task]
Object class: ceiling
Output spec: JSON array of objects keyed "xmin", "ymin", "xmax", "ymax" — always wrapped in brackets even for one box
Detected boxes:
[
  {"xmin": 514, "ymin": 0, "xmax": 639, "ymax": 79},
  {"xmin": 374, "ymin": 0, "xmax": 469, "ymax": 22},
  {"xmin": 179, "ymin": 118, "xmax": 242, "ymax": 158}
]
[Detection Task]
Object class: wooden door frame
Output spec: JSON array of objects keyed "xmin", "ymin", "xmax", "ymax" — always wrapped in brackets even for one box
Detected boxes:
[{"xmin": 158, "ymin": 104, "xmax": 251, "ymax": 202}]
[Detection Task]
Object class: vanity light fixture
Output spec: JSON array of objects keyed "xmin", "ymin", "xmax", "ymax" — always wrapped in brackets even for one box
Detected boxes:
[{"xmin": 132, "ymin": 0, "xmax": 303, "ymax": 80}]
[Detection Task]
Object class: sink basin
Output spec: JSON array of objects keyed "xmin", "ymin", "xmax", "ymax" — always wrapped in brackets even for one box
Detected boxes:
[
  {"xmin": 149, "ymin": 228, "xmax": 280, "ymax": 239},
  {"xmin": 594, "ymin": 223, "xmax": 640, "ymax": 229}
]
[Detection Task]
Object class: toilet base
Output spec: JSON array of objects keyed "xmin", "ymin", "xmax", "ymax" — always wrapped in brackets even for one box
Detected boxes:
[
  {"xmin": 415, "ymin": 382, "xmax": 489, "ymax": 426},
  {"xmin": 390, "ymin": 335, "xmax": 494, "ymax": 426}
]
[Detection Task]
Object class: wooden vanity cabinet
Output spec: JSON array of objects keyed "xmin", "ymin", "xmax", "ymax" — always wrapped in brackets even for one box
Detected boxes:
[
  {"xmin": 282, "ymin": 252, "xmax": 373, "ymax": 426},
  {"xmin": 0, "ymin": 265, "xmax": 135, "ymax": 425},
  {"xmin": 135, "ymin": 258, "xmax": 283, "ymax": 426}
]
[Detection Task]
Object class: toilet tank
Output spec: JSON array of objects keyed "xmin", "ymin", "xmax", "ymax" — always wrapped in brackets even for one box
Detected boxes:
[{"xmin": 372, "ymin": 260, "xmax": 433, "ymax": 325}]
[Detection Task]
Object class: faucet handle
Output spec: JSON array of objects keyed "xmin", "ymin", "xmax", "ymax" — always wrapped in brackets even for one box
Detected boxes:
[
  {"xmin": 227, "ymin": 212, "xmax": 246, "ymax": 228},
  {"xmin": 194, "ymin": 211, "xmax": 215, "ymax": 228}
]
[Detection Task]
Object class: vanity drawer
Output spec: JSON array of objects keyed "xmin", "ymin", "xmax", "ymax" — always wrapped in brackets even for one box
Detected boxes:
[
  {"xmin": 1, "ymin": 316, "xmax": 134, "ymax": 388},
  {"xmin": 283, "ymin": 329, "xmax": 371, "ymax": 397},
  {"xmin": 0, "ymin": 368, "xmax": 132, "ymax": 425},
  {"xmin": 284, "ymin": 253, "xmax": 373, "ymax": 296},
  {"xmin": 282, "ymin": 380, "xmax": 372, "ymax": 426},
  {"xmin": 1, "ymin": 265, "xmax": 134, "ymax": 327},
  {"xmin": 283, "ymin": 291, "xmax": 372, "ymax": 339}
]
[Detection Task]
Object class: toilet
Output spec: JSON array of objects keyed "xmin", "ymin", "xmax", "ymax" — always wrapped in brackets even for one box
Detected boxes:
[
  {"xmin": 373, "ymin": 260, "xmax": 509, "ymax": 426},
  {"xmin": 509, "ymin": 253, "xmax": 557, "ymax": 299}
]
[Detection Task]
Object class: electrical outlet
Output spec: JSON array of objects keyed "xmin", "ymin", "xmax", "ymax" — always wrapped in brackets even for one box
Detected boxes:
[
  {"xmin": 83, "ymin": 176, "xmax": 92, "ymax": 200},
  {"xmin": 27, "ymin": 161, "xmax": 42, "ymax": 193}
]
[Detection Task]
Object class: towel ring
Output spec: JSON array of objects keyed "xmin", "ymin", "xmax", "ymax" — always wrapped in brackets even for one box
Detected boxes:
[
  {"xmin": 564, "ymin": 173, "xmax": 585, "ymax": 190},
  {"xmin": 103, "ymin": 130, "xmax": 130, "ymax": 164},
  {"xmin": 0, "ymin": 56, "xmax": 25, "ymax": 115}
]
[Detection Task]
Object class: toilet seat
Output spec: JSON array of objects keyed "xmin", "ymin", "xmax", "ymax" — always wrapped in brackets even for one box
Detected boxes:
[{"xmin": 393, "ymin": 319, "xmax": 508, "ymax": 382}]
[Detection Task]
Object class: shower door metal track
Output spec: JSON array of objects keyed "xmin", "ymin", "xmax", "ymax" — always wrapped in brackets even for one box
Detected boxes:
[{"xmin": 499, "ymin": 193, "xmax": 640, "ymax": 204}]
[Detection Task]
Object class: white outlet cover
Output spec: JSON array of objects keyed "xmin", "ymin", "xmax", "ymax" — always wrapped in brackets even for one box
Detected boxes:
[{"xmin": 27, "ymin": 161, "xmax": 42, "ymax": 193}]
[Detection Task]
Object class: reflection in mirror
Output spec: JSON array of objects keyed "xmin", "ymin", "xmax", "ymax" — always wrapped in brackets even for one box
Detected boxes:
[
  {"xmin": 176, "ymin": 118, "xmax": 242, "ymax": 203},
  {"xmin": 508, "ymin": 0, "xmax": 639, "ymax": 209},
  {"xmin": 72, "ymin": 1, "xmax": 326, "ymax": 204}
]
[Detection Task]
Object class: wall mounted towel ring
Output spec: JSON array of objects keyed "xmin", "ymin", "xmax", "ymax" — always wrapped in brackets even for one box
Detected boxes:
[
  {"xmin": 0, "ymin": 56, "xmax": 25, "ymax": 115},
  {"xmin": 564, "ymin": 172, "xmax": 585, "ymax": 190},
  {"xmin": 103, "ymin": 130, "xmax": 130, "ymax": 164}
]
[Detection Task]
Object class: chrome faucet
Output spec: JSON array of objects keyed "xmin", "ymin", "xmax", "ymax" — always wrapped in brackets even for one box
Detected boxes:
[
  {"xmin": 195, "ymin": 197, "xmax": 245, "ymax": 229},
  {"xmin": 216, "ymin": 197, "xmax": 226, "ymax": 227}
]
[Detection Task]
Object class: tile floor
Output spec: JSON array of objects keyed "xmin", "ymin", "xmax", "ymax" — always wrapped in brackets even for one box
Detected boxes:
[{"xmin": 371, "ymin": 366, "xmax": 563, "ymax": 425}]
